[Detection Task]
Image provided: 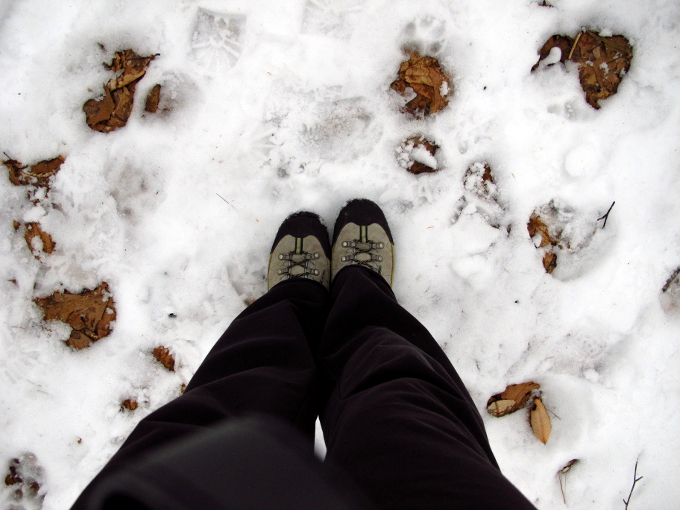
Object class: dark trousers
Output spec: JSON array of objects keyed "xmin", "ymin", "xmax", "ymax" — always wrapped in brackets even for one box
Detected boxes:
[{"xmin": 71, "ymin": 267, "xmax": 537, "ymax": 510}]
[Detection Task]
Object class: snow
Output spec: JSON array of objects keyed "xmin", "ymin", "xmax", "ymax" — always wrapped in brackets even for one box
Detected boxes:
[{"xmin": 1, "ymin": 0, "xmax": 680, "ymax": 508}]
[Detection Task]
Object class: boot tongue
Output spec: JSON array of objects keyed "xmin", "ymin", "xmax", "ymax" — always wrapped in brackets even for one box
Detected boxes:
[{"xmin": 289, "ymin": 265, "xmax": 306, "ymax": 276}]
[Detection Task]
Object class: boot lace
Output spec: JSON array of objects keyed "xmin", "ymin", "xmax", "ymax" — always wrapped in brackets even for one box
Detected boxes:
[
  {"xmin": 277, "ymin": 237, "xmax": 322, "ymax": 281},
  {"xmin": 340, "ymin": 226, "xmax": 385, "ymax": 272}
]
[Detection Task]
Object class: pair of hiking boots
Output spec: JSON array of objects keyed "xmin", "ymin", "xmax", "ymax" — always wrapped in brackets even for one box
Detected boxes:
[{"xmin": 267, "ymin": 199, "xmax": 394, "ymax": 290}]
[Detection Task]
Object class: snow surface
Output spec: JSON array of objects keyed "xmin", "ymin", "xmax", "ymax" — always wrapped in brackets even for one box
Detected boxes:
[{"xmin": 1, "ymin": 0, "xmax": 680, "ymax": 508}]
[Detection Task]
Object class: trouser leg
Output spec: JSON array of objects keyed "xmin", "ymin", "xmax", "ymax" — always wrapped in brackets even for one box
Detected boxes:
[
  {"xmin": 72, "ymin": 279, "xmax": 328, "ymax": 509},
  {"xmin": 319, "ymin": 266, "xmax": 537, "ymax": 510}
]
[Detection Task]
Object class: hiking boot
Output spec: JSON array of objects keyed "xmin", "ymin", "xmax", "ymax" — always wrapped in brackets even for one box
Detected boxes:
[
  {"xmin": 267, "ymin": 212, "xmax": 331, "ymax": 290},
  {"xmin": 332, "ymin": 199, "xmax": 394, "ymax": 285}
]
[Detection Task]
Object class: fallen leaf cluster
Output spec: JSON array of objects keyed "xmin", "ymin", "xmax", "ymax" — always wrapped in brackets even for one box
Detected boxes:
[
  {"xmin": 153, "ymin": 346, "xmax": 175, "ymax": 371},
  {"xmin": 532, "ymin": 30, "xmax": 633, "ymax": 109},
  {"xmin": 487, "ymin": 381, "xmax": 540, "ymax": 417},
  {"xmin": 34, "ymin": 282, "xmax": 117, "ymax": 350},
  {"xmin": 3, "ymin": 454, "xmax": 44, "ymax": 505},
  {"xmin": 396, "ymin": 136, "xmax": 440, "ymax": 174},
  {"xmin": 121, "ymin": 399, "xmax": 139, "ymax": 411},
  {"xmin": 83, "ymin": 49, "xmax": 157, "ymax": 132},
  {"xmin": 4, "ymin": 156, "xmax": 62, "ymax": 258},
  {"xmin": 3, "ymin": 155, "xmax": 65, "ymax": 188},
  {"xmin": 391, "ymin": 52, "xmax": 451, "ymax": 116},
  {"xmin": 487, "ymin": 381, "xmax": 552, "ymax": 444}
]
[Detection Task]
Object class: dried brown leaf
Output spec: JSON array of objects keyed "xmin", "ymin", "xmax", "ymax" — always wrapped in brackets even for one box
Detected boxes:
[
  {"xmin": 558, "ymin": 459, "xmax": 579, "ymax": 504},
  {"xmin": 532, "ymin": 30, "xmax": 633, "ymax": 109},
  {"xmin": 543, "ymin": 251, "xmax": 558, "ymax": 274},
  {"xmin": 67, "ymin": 330, "xmax": 93, "ymax": 350},
  {"xmin": 121, "ymin": 399, "xmax": 138, "ymax": 411},
  {"xmin": 572, "ymin": 31, "xmax": 633, "ymax": 109},
  {"xmin": 530, "ymin": 396, "xmax": 552, "ymax": 444},
  {"xmin": 3, "ymin": 156, "xmax": 65, "ymax": 188},
  {"xmin": 559, "ymin": 458, "xmax": 579, "ymax": 474},
  {"xmin": 487, "ymin": 399, "xmax": 516, "ymax": 417},
  {"xmin": 34, "ymin": 282, "xmax": 116, "ymax": 349},
  {"xmin": 487, "ymin": 381, "xmax": 540, "ymax": 417},
  {"xmin": 145, "ymin": 84, "xmax": 162, "ymax": 113},
  {"xmin": 528, "ymin": 214, "xmax": 554, "ymax": 248},
  {"xmin": 390, "ymin": 52, "xmax": 451, "ymax": 116},
  {"xmin": 401, "ymin": 136, "xmax": 440, "ymax": 174},
  {"xmin": 105, "ymin": 49, "xmax": 157, "ymax": 89},
  {"xmin": 84, "ymin": 49, "xmax": 157, "ymax": 132},
  {"xmin": 464, "ymin": 162, "xmax": 498, "ymax": 201},
  {"xmin": 83, "ymin": 86, "xmax": 116, "ymax": 130},
  {"xmin": 24, "ymin": 223, "xmax": 55, "ymax": 258},
  {"xmin": 531, "ymin": 35, "xmax": 574, "ymax": 71},
  {"xmin": 153, "ymin": 346, "xmax": 175, "ymax": 371}
]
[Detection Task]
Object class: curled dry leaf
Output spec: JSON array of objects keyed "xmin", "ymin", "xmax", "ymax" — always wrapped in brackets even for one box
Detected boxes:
[
  {"xmin": 558, "ymin": 459, "xmax": 579, "ymax": 504},
  {"xmin": 24, "ymin": 222, "xmax": 56, "ymax": 258},
  {"xmin": 531, "ymin": 35, "xmax": 574, "ymax": 71},
  {"xmin": 527, "ymin": 214, "xmax": 554, "ymax": 248},
  {"xmin": 397, "ymin": 136, "xmax": 440, "ymax": 174},
  {"xmin": 528, "ymin": 205, "xmax": 565, "ymax": 274},
  {"xmin": 543, "ymin": 251, "xmax": 558, "ymax": 274},
  {"xmin": 532, "ymin": 30, "xmax": 633, "ymax": 109},
  {"xmin": 34, "ymin": 282, "xmax": 116, "ymax": 350},
  {"xmin": 153, "ymin": 346, "xmax": 175, "ymax": 371},
  {"xmin": 121, "ymin": 399, "xmax": 138, "ymax": 411},
  {"xmin": 487, "ymin": 381, "xmax": 540, "ymax": 417},
  {"xmin": 145, "ymin": 84, "xmax": 162, "ymax": 113},
  {"xmin": 83, "ymin": 49, "xmax": 157, "ymax": 132},
  {"xmin": 530, "ymin": 396, "xmax": 552, "ymax": 444},
  {"xmin": 464, "ymin": 162, "xmax": 498, "ymax": 201},
  {"xmin": 559, "ymin": 458, "xmax": 579, "ymax": 474},
  {"xmin": 3, "ymin": 155, "xmax": 65, "ymax": 188},
  {"xmin": 390, "ymin": 52, "xmax": 451, "ymax": 116}
]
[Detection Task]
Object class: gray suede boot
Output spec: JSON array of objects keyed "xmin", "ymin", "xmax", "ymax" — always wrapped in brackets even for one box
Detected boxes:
[
  {"xmin": 267, "ymin": 212, "xmax": 331, "ymax": 290},
  {"xmin": 331, "ymin": 199, "xmax": 394, "ymax": 286}
]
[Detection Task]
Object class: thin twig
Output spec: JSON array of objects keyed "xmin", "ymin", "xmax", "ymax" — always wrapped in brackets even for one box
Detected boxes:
[
  {"xmin": 623, "ymin": 460, "xmax": 643, "ymax": 509},
  {"xmin": 597, "ymin": 201, "xmax": 615, "ymax": 228},
  {"xmin": 662, "ymin": 266, "xmax": 680, "ymax": 293},
  {"xmin": 216, "ymin": 193, "xmax": 235, "ymax": 209},
  {"xmin": 568, "ymin": 32, "xmax": 582, "ymax": 61}
]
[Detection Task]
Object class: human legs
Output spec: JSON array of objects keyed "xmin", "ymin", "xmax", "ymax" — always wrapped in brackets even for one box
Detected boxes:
[
  {"xmin": 70, "ymin": 278, "xmax": 330, "ymax": 509},
  {"xmin": 319, "ymin": 266, "xmax": 537, "ymax": 510}
]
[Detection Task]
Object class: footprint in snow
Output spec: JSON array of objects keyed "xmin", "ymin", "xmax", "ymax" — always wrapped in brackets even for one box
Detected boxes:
[
  {"xmin": 192, "ymin": 9, "xmax": 246, "ymax": 72},
  {"xmin": 401, "ymin": 16, "xmax": 448, "ymax": 56},
  {"xmin": 302, "ymin": 0, "xmax": 366, "ymax": 38}
]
